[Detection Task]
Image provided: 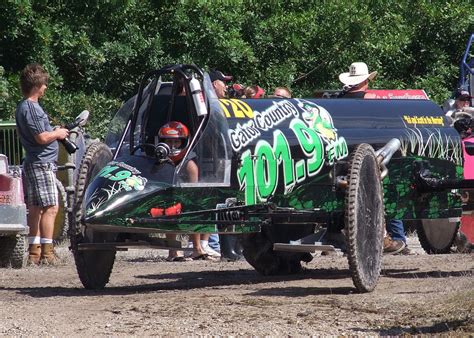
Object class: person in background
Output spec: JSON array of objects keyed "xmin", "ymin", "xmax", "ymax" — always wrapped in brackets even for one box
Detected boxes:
[
  {"xmin": 208, "ymin": 69, "xmax": 242, "ymax": 258},
  {"xmin": 227, "ymin": 83, "xmax": 245, "ymax": 98},
  {"xmin": 454, "ymin": 88, "xmax": 472, "ymax": 111},
  {"xmin": 452, "ymin": 88, "xmax": 474, "ymax": 138},
  {"xmin": 15, "ymin": 63, "xmax": 69, "ymax": 265},
  {"xmin": 209, "ymin": 69, "xmax": 233, "ymax": 99},
  {"xmin": 338, "ymin": 62, "xmax": 377, "ymax": 99},
  {"xmin": 272, "ymin": 86, "xmax": 292, "ymax": 98},
  {"xmin": 338, "ymin": 61, "xmax": 409, "ymax": 255},
  {"xmin": 243, "ymin": 85, "xmax": 265, "ymax": 99},
  {"xmin": 449, "ymin": 88, "xmax": 474, "ymax": 253},
  {"xmin": 450, "ymin": 88, "xmax": 473, "ymax": 121},
  {"xmin": 208, "ymin": 69, "xmax": 232, "ymax": 254}
]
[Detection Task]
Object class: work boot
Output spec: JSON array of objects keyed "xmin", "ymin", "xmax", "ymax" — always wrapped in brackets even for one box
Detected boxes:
[
  {"xmin": 220, "ymin": 234, "xmax": 243, "ymax": 261},
  {"xmin": 383, "ymin": 236, "xmax": 406, "ymax": 255},
  {"xmin": 397, "ymin": 246, "xmax": 414, "ymax": 255},
  {"xmin": 27, "ymin": 244, "xmax": 41, "ymax": 265},
  {"xmin": 40, "ymin": 243, "xmax": 60, "ymax": 265}
]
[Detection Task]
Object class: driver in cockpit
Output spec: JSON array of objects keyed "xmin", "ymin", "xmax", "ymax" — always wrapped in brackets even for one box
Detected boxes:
[
  {"xmin": 157, "ymin": 121, "xmax": 219, "ymax": 261},
  {"xmin": 157, "ymin": 121, "xmax": 198, "ymax": 179}
]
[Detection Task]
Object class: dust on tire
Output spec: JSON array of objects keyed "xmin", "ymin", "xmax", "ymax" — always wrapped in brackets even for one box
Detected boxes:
[{"xmin": 345, "ymin": 143, "xmax": 384, "ymax": 293}]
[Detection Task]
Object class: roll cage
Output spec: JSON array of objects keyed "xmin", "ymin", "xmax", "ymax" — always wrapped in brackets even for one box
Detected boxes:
[
  {"xmin": 459, "ymin": 33, "xmax": 474, "ymax": 98},
  {"xmin": 111, "ymin": 64, "xmax": 233, "ymax": 186}
]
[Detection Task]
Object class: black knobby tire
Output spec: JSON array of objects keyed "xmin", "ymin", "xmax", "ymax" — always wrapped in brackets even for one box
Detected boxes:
[
  {"xmin": 0, "ymin": 235, "xmax": 26, "ymax": 269},
  {"xmin": 345, "ymin": 143, "xmax": 384, "ymax": 293},
  {"xmin": 54, "ymin": 178, "xmax": 69, "ymax": 244},
  {"xmin": 416, "ymin": 220, "xmax": 459, "ymax": 254},
  {"xmin": 241, "ymin": 221, "xmax": 314, "ymax": 276},
  {"xmin": 70, "ymin": 142, "xmax": 116, "ymax": 289}
]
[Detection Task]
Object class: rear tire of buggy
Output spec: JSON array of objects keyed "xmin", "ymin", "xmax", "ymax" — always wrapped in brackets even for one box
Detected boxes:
[
  {"xmin": 416, "ymin": 219, "xmax": 459, "ymax": 254},
  {"xmin": 70, "ymin": 142, "xmax": 116, "ymax": 290},
  {"xmin": 241, "ymin": 221, "xmax": 314, "ymax": 276},
  {"xmin": 345, "ymin": 143, "xmax": 384, "ymax": 293}
]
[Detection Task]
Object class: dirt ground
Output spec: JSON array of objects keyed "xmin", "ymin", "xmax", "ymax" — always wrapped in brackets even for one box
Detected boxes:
[{"xmin": 0, "ymin": 238, "xmax": 472, "ymax": 336}]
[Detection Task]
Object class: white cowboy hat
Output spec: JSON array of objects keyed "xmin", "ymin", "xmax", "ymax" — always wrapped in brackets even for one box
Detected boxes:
[{"xmin": 339, "ymin": 62, "xmax": 377, "ymax": 86}]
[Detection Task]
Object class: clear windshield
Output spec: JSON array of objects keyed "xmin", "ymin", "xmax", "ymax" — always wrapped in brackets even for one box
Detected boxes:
[
  {"xmin": 104, "ymin": 95, "xmax": 135, "ymax": 153},
  {"xmin": 106, "ymin": 80, "xmax": 162, "ymax": 158},
  {"xmin": 175, "ymin": 73, "xmax": 232, "ymax": 186}
]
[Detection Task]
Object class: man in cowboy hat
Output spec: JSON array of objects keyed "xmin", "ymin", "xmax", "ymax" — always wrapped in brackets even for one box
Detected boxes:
[
  {"xmin": 337, "ymin": 61, "xmax": 410, "ymax": 254},
  {"xmin": 338, "ymin": 62, "xmax": 377, "ymax": 99}
]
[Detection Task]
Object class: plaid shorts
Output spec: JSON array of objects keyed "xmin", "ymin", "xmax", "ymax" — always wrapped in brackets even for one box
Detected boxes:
[{"xmin": 22, "ymin": 162, "xmax": 58, "ymax": 207}]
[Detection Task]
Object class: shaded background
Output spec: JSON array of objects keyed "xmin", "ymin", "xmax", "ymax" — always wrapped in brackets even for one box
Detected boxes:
[{"xmin": 0, "ymin": 0, "xmax": 473, "ymax": 138}]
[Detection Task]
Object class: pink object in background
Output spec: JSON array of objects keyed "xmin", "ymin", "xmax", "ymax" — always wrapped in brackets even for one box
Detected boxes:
[
  {"xmin": 462, "ymin": 137, "xmax": 474, "ymax": 179},
  {"xmin": 460, "ymin": 137, "xmax": 474, "ymax": 244},
  {"xmin": 365, "ymin": 89, "xmax": 429, "ymax": 100}
]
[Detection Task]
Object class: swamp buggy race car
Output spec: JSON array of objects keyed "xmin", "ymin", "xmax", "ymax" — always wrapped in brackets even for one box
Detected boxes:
[{"xmin": 70, "ymin": 64, "xmax": 472, "ymax": 293}]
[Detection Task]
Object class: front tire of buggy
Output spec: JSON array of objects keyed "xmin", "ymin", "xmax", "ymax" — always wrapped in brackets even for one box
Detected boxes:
[
  {"xmin": 345, "ymin": 143, "xmax": 384, "ymax": 293},
  {"xmin": 70, "ymin": 142, "xmax": 116, "ymax": 289}
]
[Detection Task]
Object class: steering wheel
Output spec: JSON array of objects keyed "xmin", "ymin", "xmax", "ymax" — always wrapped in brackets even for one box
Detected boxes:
[{"xmin": 131, "ymin": 143, "xmax": 157, "ymax": 155}]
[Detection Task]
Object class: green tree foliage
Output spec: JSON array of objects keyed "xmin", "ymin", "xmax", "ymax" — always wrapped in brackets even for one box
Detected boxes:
[{"xmin": 0, "ymin": 0, "xmax": 472, "ymax": 138}]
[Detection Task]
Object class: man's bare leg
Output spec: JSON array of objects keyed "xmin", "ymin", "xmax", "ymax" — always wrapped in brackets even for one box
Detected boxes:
[
  {"xmin": 39, "ymin": 205, "xmax": 58, "ymax": 239},
  {"xmin": 27, "ymin": 206, "xmax": 42, "ymax": 264},
  {"xmin": 39, "ymin": 205, "xmax": 60, "ymax": 265},
  {"xmin": 191, "ymin": 234, "xmax": 206, "ymax": 257},
  {"xmin": 166, "ymin": 233, "xmax": 184, "ymax": 260}
]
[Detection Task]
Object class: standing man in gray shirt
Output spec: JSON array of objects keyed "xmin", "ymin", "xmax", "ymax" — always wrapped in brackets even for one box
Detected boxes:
[{"xmin": 15, "ymin": 63, "xmax": 69, "ymax": 265}]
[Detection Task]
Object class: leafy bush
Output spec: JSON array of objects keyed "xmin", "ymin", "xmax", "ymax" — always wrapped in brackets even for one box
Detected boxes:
[{"xmin": 0, "ymin": 1, "xmax": 473, "ymax": 138}]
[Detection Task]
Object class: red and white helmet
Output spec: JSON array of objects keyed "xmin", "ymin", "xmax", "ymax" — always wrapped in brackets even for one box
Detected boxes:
[{"xmin": 157, "ymin": 121, "xmax": 189, "ymax": 162}]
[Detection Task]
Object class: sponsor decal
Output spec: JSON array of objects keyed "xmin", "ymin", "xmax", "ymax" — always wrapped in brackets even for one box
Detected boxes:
[
  {"xmin": 236, "ymin": 99, "xmax": 348, "ymax": 205},
  {"xmin": 403, "ymin": 115, "xmax": 444, "ymax": 126},
  {"xmin": 96, "ymin": 163, "xmax": 147, "ymax": 192},
  {"xmin": 219, "ymin": 99, "xmax": 254, "ymax": 118},
  {"xmin": 86, "ymin": 163, "xmax": 147, "ymax": 216},
  {"xmin": 228, "ymin": 100, "xmax": 299, "ymax": 152},
  {"xmin": 366, "ymin": 89, "xmax": 429, "ymax": 100}
]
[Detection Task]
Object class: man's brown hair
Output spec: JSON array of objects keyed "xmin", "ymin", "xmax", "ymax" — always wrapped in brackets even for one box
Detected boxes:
[{"xmin": 20, "ymin": 63, "xmax": 49, "ymax": 97}]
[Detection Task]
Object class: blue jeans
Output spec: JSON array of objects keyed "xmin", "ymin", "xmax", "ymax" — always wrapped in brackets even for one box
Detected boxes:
[
  {"xmin": 387, "ymin": 219, "xmax": 406, "ymax": 243},
  {"xmin": 208, "ymin": 233, "xmax": 220, "ymax": 252}
]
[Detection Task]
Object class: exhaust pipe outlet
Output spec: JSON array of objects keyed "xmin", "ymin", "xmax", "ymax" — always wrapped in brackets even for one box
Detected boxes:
[
  {"xmin": 375, "ymin": 138, "xmax": 401, "ymax": 179},
  {"xmin": 375, "ymin": 138, "xmax": 401, "ymax": 166}
]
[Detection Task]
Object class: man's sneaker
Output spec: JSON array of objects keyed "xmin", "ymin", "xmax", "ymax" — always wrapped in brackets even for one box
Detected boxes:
[
  {"xmin": 383, "ymin": 237, "xmax": 406, "ymax": 255},
  {"xmin": 27, "ymin": 244, "xmax": 41, "ymax": 266},
  {"xmin": 40, "ymin": 243, "xmax": 61, "ymax": 266},
  {"xmin": 201, "ymin": 242, "xmax": 221, "ymax": 258}
]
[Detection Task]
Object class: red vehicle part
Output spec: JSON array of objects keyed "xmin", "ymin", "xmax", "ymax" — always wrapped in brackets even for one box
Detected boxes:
[{"xmin": 0, "ymin": 154, "xmax": 28, "ymax": 268}]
